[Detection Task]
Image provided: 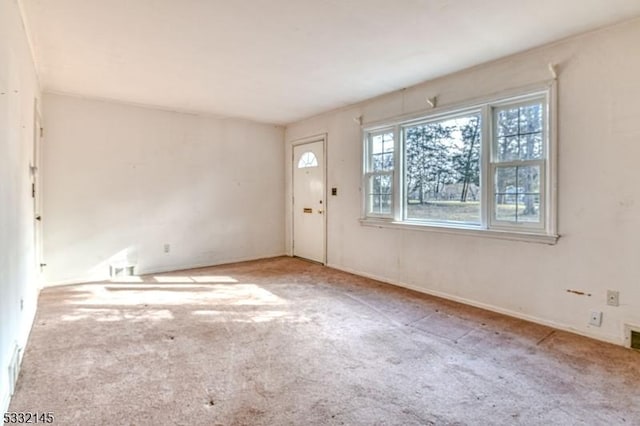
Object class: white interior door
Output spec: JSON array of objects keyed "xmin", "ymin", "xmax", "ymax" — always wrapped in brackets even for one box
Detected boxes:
[{"xmin": 293, "ymin": 140, "xmax": 325, "ymax": 263}]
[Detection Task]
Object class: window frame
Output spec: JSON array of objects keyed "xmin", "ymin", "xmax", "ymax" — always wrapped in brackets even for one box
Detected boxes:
[
  {"xmin": 401, "ymin": 107, "xmax": 484, "ymax": 227},
  {"xmin": 360, "ymin": 82, "xmax": 558, "ymax": 244},
  {"xmin": 363, "ymin": 128, "xmax": 396, "ymax": 218},
  {"xmin": 297, "ymin": 151, "xmax": 319, "ymax": 168},
  {"xmin": 489, "ymin": 94, "xmax": 549, "ymax": 232}
]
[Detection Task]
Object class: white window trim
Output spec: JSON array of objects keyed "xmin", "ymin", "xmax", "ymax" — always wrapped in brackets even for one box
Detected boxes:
[
  {"xmin": 360, "ymin": 81, "xmax": 559, "ymax": 245},
  {"xmin": 489, "ymin": 93, "xmax": 549, "ymax": 232},
  {"xmin": 363, "ymin": 128, "xmax": 396, "ymax": 218},
  {"xmin": 359, "ymin": 217, "xmax": 558, "ymax": 244}
]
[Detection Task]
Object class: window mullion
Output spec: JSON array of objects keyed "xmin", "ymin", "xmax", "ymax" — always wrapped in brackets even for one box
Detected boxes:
[
  {"xmin": 394, "ymin": 125, "xmax": 402, "ymax": 221},
  {"xmin": 361, "ymin": 134, "xmax": 368, "ymax": 218},
  {"xmin": 481, "ymin": 105, "xmax": 491, "ymax": 229},
  {"xmin": 547, "ymin": 82, "xmax": 558, "ymax": 236},
  {"xmin": 493, "ymin": 159, "xmax": 541, "ymax": 168}
]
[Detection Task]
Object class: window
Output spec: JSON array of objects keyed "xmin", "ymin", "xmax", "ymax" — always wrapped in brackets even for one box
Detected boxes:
[
  {"xmin": 361, "ymin": 86, "xmax": 557, "ymax": 243},
  {"xmin": 364, "ymin": 131, "xmax": 395, "ymax": 216},
  {"xmin": 404, "ymin": 112, "xmax": 481, "ymax": 224},
  {"xmin": 298, "ymin": 151, "xmax": 318, "ymax": 168},
  {"xmin": 491, "ymin": 100, "xmax": 544, "ymax": 228}
]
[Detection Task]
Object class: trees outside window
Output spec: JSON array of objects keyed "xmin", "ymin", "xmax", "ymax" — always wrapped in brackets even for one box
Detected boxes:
[
  {"xmin": 405, "ymin": 113, "xmax": 481, "ymax": 224},
  {"xmin": 362, "ymin": 87, "xmax": 556, "ymax": 240}
]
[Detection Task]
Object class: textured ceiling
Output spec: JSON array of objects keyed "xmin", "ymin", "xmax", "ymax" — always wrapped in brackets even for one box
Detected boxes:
[{"xmin": 21, "ymin": 0, "xmax": 640, "ymax": 124}]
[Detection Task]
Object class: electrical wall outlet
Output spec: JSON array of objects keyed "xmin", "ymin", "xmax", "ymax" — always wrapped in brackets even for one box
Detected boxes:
[
  {"xmin": 164, "ymin": 243, "xmax": 170, "ymax": 254},
  {"xmin": 606, "ymin": 290, "xmax": 619, "ymax": 307},
  {"xmin": 589, "ymin": 311, "xmax": 603, "ymax": 327}
]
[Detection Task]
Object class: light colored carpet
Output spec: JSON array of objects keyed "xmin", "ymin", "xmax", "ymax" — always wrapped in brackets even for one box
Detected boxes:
[{"xmin": 9, "ymin": 257, "xmax": 640, "ymax": 425}]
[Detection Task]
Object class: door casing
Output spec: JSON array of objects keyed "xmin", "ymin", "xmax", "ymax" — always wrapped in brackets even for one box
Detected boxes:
[
  {"xmin": 291, "ymin": 134, "xmax": 327, "ymax": 264},
  {"xmin": 32, "ymin": 100, "xmax": 44, "ymax": 285}
]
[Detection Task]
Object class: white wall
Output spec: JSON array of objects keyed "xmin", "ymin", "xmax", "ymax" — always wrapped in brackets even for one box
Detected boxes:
[
  {"xmin": 43, "ymin": 94, "xmax": 285, "ymax": 284},
  {"xmin": 0, "ymin": 0, "xmax": 41, "ymax": 412},
  {"xmin": 285, "ymin": 18, "xmax": 640, "ymax": 346}
]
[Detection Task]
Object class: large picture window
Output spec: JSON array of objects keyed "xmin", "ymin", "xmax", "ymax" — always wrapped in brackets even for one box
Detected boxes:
[
  {"xmin": 404, "ymin": 112, "xmax": 482, "ymax": 224},
  {"xmin": 362, "ymin": 86, "xmax": 557, "ymax": 243}
]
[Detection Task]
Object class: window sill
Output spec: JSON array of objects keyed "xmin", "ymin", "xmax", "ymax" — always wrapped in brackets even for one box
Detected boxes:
[{"xmin": 359, "ymin": 218, "xmax": 559, "ymax": 245}]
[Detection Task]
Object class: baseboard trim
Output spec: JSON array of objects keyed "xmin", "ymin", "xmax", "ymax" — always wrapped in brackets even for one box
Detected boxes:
[
  {"xmin": 136, "ymin": 253, "xmax": 288, "ymax": 276},
  {"xmin": 44, "ymin": 253, "xmax": 288, "ymax": 287},
  {"xmin": 326, "ymin": 262, "xmax": 622, "ymax": 346}
]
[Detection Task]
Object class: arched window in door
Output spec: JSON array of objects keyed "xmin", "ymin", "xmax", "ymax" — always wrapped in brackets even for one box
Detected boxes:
[{"xmin": 297, "ymin": 152, "xmax": 318, "ymax": 168}]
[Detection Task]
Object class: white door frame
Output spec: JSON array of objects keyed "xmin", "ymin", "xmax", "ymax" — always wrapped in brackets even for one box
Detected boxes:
[
  {"xmin": 32, "ymin": 99, "xmax": 44, "ymax": 284},
  {"xmin": 291, "ymin": 134, "xmax": 327, "ymax": 264}
]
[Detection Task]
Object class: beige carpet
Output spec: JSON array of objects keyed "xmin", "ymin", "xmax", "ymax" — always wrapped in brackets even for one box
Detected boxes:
[{"xmin": 9, "ymin": 257, "xmax": 640, "ymax": 425}]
